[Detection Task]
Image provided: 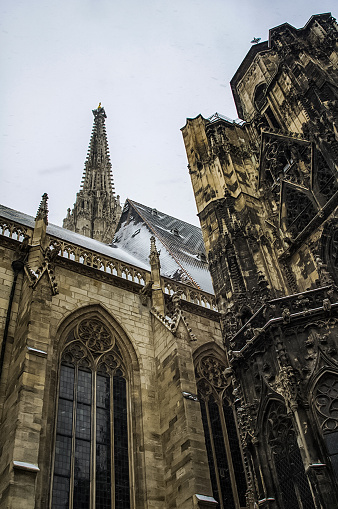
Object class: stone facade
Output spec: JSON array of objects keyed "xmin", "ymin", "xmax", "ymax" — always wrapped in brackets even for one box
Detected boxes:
[
  {"xmin": 63, "ymin": 105, "xmax": 121, "ymax": 243},
  {"xmin": 0, "ymin": 196, "xmax": 229, "ymax": 509},
  {"xmin": 182, "ymin": 12, "xmax": 338, "ymax": 509},
  {"xmin": 0, "ymin": 103, "xmax": 248, "ymax": 506}
]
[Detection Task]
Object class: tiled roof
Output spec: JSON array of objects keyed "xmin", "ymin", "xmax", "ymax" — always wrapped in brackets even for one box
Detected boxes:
[{"xmin": 113, "ymin": 199, "xmax": 214, "ymax": 294}]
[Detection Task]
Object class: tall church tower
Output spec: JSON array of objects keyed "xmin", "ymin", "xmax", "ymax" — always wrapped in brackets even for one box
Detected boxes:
[
  {"xmin": 183, "ymin": 13, "xmax": 338, "ymax": 509},
  {"xmin": 63, "ymin": 104, "xmax": 121, "ymax": 243}
]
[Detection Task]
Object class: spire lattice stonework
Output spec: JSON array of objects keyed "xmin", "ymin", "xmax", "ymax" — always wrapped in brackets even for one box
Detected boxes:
[{"xmin": 63, "ymin": 105, "xmax": 121, "ymax": 243}]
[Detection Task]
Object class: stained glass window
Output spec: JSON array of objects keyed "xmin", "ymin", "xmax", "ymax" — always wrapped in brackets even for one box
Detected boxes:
[{"xmin": 51, "ymin": 319, "xmax": 130, "ymax": 509}]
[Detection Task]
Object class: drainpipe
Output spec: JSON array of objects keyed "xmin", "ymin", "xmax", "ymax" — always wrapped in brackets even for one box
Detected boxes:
[{"xmin": 0, "ymin": 259, "xmax": 24, "ymax": 380}]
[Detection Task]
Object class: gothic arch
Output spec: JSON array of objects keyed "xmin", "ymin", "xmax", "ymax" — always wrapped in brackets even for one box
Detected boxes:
[
  {"xmin": 253, "ymin": 82, "xmax": 267, "ymax": 111},
  {"xmin": 193, "ymin": 344, "xmax": 247, "ymax": 509},
  {"xmin": 55, "ymin": 303, "xmax": 141, "ymax": 372},
  {"xmin": 46, "ymin": 304, "xmax": 145, "ymax": 509},
  {"xmin": 262, "ymin": 398, "xmax": 315, "ymax": 509}
]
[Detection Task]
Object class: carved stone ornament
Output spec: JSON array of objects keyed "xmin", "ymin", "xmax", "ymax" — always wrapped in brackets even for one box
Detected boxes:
[
  {"xmin": 24, "ymin": 242, "xmax": 60, "ymax": 296},
  {"xmin": 196, "ymin": 356, "xmax": 231, "ymax": 391},
  {"xmin": 266, "ymin": 400, "xmax": 297, "ymax": 456},
  {"xmin": 77, "ymin": 319, "xmax": 113, "ymax": 353},
  {"xmin": 62, "ymin": 341, "xmax": 91, "ymax": 368},
  {"xmin": 314, "ymin": 373, "xmax": 338, "ymax": 433},
  {"xmin": 97, "ymin": 352, "xmax": 123, "ymax": 376},
  {"xmin": 273, "ymin": 365, "xmax": 299, "ymax": 411}
]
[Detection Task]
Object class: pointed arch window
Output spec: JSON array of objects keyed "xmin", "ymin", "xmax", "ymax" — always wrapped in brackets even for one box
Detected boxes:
[
  {"xmin": 195, "ymin": 356, "xmax": 247, "ymax": 509},
  {"xmin": 265, "ymin": 400, "xmax": 314, "ymax": 509},
  {"xmin": 51, "ymin": 318, "xmax": 130, "ymax": 509}
]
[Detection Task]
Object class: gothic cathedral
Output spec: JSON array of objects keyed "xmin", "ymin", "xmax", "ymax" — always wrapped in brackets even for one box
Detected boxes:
[{"xmin": 0, "ymin": 11, "xmax": 337, "ymax": 509}]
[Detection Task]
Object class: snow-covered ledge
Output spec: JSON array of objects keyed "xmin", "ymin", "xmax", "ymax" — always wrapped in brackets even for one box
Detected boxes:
[
  {"xmin": 194, "ymin": 494, "xmax": 218, "ymax": 507},
  {"xmin": 27, "ymin": 346, "xmax": 47, "ymax": 357},
  {"xmin": 13, "ymin": 461, "xmax": 40, "ymax": 473}
]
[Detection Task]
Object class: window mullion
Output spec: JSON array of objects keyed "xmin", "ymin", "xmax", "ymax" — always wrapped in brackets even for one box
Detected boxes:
[
  {"xmin": 91, "ymin": 370, "xmax": 97, "ymax": 509},
  {"xmin": 205, "ymin": 397, "xmax": 224, "ymax": 509},
  {"xmin": 111, "ymin": 374, "xmax": 115, "ymax": 509},
  {"xmin": 126, "ymin": 379, "xmax": 134, "ymax": 509},
  {"xmin": 69, "ymin": 365, "xmax": 79, "ymax": 509},
  {"xmin": 218, "ymin": 399, "xmax": 241, "ymax": 509}
]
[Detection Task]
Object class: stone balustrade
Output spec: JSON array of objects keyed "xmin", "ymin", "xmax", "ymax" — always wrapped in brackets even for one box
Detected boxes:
[{"xmin": 0, "ymin": 219, "xmax": 218, "ymax": 312}]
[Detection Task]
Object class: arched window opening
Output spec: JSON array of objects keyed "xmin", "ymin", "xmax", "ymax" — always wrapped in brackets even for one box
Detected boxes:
[
  {"xmin": 51, "ymin": 318, "xmax": 130, "ymax": 509},
  {"xmin": 314, "ymin": 373, "xmax": 338, "ymax": 480},
  {"xmin": 195, "ymin": 356, "xmax": 247, "ymax": 509},
  {"xmin": 265, "ymin": 400, "xmax": 314, "ymax": 509},
  {"xmin": 254, "ymin": 83, "xmax": 267, "ymax": 111}
]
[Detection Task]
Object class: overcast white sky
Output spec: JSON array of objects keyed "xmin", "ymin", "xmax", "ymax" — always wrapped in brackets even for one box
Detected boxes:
[{"xmin": 0, "ymin": 1, "xmax": 335, "ymax": 227}]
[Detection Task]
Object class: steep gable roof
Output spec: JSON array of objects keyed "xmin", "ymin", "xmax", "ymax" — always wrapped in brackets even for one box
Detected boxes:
[{"xmin": 113, "ymin": 199, "xmax": 214, "ymax": 294}]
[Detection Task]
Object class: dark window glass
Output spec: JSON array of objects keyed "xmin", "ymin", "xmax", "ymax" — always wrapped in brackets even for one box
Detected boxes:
[
  {"xmin": 200, "ymin": 398, "xmax": 219, "ymax": 499},
  {"xmin": 267, "ymin": 401, "xmax": 315, "ymax": 509},
  {"xmin": 59, "ymin": 365, "xmax": 75, "ymax": 400},
  {"xmin": 222, "ymin": 400, "xmax": 247, "ymax": 506},
  {"xmin": 208, "ymin": 396, "xmax": 235, "ymax": 509},
  {"xmin": 114, "ymin": 376, "xmax": 130, "ymax": 509},
  {"xmin": 53, "ymin": 349, "xmax": 130, "ymax": 509},
  {"xmin": 96, "ymin": 374, "xmax": 111, "ymax": 509},
  {"xmin": 54, "ymin": 436, "xmax": 72, "ymax": 476},
  {"xmin": 57, "ymin": 399, "xmax": 74, "ymax": 436},
  {"xmin": 52, "ymin": 476, "xmax": 71, "ymax": 509}
]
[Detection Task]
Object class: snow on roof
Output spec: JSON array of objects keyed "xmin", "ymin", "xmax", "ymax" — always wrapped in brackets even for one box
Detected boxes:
[
  {"xmin": 113, "ymin": 199, "xmax": 214, "ymax": 294},
  {"xmin": 0, "ymin": 203, "xmax": 148, "ymax": 271},
  {"xmin": 0, "ymin": 201, "xmax": 214, "ymax": 294}
]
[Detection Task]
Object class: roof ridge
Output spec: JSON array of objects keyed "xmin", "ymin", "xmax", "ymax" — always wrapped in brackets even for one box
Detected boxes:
[
  {"xmin": 129, "ymin": 199, "xmax": 202, "ymax": 231},
  {"xmin": 128, "ymin": 199, "xmax": 202, "ymax": 290}
]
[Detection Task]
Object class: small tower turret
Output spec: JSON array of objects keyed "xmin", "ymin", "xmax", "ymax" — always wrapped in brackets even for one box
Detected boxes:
[{"xmin": 63, "ymin": 104, "xmax": 121, "ymax": 243}]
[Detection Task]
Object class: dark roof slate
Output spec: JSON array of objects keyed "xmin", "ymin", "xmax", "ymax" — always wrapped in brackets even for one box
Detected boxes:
[{"xmin": 113, "ymin": 199, "xmax": 214, "ymax": 294}]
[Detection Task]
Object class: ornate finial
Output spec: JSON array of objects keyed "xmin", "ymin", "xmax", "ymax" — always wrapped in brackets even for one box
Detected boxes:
[
  {"xmin": 35, "ymin": 193, "xmax": 49, "ymax": 224},
  {"xmin": 92, "ymin": 104, "xmax": 107, "ymax": 118},
  {"xmin": 149, "ymin": 236, "xmax": 160, "ymax": 263},
  {"xmin": 150, "ymin": 235, "xmax": 157, "ymax": 253}
]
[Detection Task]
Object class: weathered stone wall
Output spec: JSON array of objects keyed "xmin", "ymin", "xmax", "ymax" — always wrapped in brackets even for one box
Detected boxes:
[{"xmin": 0, "ymin": 231, "xmax": 222, "ymax": 509}]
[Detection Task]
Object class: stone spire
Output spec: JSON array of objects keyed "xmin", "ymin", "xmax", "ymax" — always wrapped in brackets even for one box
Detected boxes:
[
  {"xmin": 35, "ymin": 193, "xmax": 49, "ymax": 224},
  {"xmin": 63, "ymin": 104, "xmax": 121, "ymax": 243}
]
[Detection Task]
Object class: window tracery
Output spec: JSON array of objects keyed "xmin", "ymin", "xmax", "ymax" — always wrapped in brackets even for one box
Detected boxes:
[
  {"xmin": 321, "ymin": 220, "xmax": 338, "ymax": 286},
  {"xmin": 315, "ymin": 151, "xmax": 338, "ymax": 199},
  {"xmin": 314, "ymin": 373, "xmax": 338, "ymax": 479},
  {"xmin": 51, "ymin": 318, "xmax": 130, "ymax": 509},
  {"xmin": 283, "ymin": 185, "xmax": 317, "ymax": 236}
]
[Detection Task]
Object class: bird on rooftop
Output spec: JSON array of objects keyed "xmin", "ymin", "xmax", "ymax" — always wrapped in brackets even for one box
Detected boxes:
[{"xmin": 251, "ymin": 37, "xmax": 261, "ymax": 44}]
